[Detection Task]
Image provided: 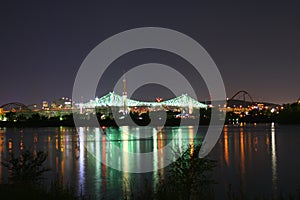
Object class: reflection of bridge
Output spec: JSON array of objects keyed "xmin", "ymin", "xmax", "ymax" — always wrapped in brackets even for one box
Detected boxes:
[
  {"xmin": 0, "ymin": 102, "xmax": 32, "ymax": 113},
  {"xmin": 82, "ymin": 92, "xmax": 208, "ymax": 109}
]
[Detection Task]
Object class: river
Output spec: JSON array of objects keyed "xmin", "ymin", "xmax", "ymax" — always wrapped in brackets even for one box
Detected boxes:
[{"xmin": 0, "ymin": 124, "xmax": 299, "ymax": 199}]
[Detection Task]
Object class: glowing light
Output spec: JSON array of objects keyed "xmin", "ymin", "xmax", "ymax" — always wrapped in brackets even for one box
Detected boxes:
[
  {"xmin": 271, "ymin": 108, "xmax": 275, "ymax": 113},
  {"xmin": 155, "ymin": 97, "xmax": 163, "ymax": 102},
  {"xmin": 8, "ymin": 139, "xmax": 13, "ymax": 150},
  {"xmin": 82, "ymin": 92, "xmax": 208, "ymax": 108}
]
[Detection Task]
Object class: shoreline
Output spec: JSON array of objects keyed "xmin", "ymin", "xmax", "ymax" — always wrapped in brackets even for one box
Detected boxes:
[{"xmin": 0, "ymin": 120, "xmax": 296, "ymax": 128}]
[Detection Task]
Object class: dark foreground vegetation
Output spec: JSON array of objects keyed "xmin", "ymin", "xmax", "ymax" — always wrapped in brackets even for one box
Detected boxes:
[
  {"xmin": 0, "ymin": 150, "xmax": 79, "ymax": 200},
  {"xmin": 127, "ymin": 144, "xmax": 218, "ymax": 200},
  {"xmin": 1, "ymin": 147, "xmax": 300, "ymax": 199}
]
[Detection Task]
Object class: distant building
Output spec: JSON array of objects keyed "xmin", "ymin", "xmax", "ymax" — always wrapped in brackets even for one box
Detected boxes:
[
  {"xmin": 52, "ymin": 97, "xmax": 72, "ymax": 110},
  {"xmin": 51, "ymin": 102, "xmax": 57, "ymax": 109},
  {"xmin": 42, "ymin": 101, "xmax": 49, "ymax": 110}
]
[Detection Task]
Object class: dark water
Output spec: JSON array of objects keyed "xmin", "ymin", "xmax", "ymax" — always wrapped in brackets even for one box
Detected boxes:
[
  {"xmin": 210, "ymin": 123, "xmax": 300, "ymax": 199},
  {"xmin": 0, "ymin": 124, "xmax": 299, "ymax": 199}
]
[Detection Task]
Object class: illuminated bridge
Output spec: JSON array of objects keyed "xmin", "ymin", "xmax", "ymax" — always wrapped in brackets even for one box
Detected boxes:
[
  {"xmin": 0, "ymin": 102, "xmax": 32, "ymax": 113},
  {"xmin": 82, "ymin": 92, "xmax": 208, "ymax": 109}
]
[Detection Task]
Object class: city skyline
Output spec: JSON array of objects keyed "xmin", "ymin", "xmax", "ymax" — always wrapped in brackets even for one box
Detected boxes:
[{"xmin": 1, "ymin": 2, "xmax": 300, "ymax": 105}]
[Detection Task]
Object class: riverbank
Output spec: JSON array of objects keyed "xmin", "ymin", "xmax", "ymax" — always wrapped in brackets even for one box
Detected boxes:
[{"xmin": 1, "ymin": 108, "xmax": 300, "ymax": 128}]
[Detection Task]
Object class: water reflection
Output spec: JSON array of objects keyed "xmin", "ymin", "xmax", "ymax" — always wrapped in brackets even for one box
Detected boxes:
[
  {"xmin": 78, "ymin": 127, "xmax": 85, "ymax": 196},
  {"xmin": 223, "ymin": 126, "xmax": 230, "ymax": 166},
  {"xmin": 271, "ymin": 122, "xmax": 278, "ymax": 196},
  {"xmin": 239, "ymin": 126, "xmax": 246, "ymax": 194},
  {"xmin": 212, "ymin": 123, "xmax": 280, "ymax": 198},
  {"xmin": 0, "ymin": 124, "xmax": 287, "ymax": 198},
  {"xmin": 0, "ymin": 129, "xmax": 4, "ymax": 184}
]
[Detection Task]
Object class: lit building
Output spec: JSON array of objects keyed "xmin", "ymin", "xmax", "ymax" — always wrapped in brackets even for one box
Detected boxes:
[
  {"xmin": 42, "ymin": 101, "xmax": 49, "ymax": 110},
  {"xmin": 51, "ymin": 97, "xmax": 72, "ymax": 110}
]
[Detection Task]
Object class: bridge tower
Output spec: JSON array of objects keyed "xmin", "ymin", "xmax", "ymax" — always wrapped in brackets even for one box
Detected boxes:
[{"xmin": 123, "ymin": 76, "xmax": 127, "ymax": 113}]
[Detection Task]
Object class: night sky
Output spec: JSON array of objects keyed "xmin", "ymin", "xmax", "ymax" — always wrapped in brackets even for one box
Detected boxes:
[{"xmin": 1, "ymin": 1, "xmax": 299, "ymax": 105}]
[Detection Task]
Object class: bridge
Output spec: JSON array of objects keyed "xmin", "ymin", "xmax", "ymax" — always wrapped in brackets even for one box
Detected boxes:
[
  {"xmin": 82, "ymin": 92, "xmax": 207, "ymax": 109},
  {"xmin": 0, "ymin": 102, "xmax": 32, "ymax": 113}
]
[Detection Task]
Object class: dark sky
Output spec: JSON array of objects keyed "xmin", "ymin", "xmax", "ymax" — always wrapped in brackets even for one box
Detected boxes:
[{"xmin": 1, "ymin": 1, "xmax": 299, "ymax": 105}]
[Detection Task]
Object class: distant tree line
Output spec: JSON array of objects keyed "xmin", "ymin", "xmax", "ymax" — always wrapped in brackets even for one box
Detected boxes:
[
  {"xmin": 277, "ymin": 102, "xmax": 300, "ymax": 124},
  {"xmin": 225, "ymin": 108, "xmax": 278, "ymax": 124}
]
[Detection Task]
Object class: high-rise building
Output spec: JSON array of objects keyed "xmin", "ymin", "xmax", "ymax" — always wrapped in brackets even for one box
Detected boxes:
[{"xmin": 122, "ymin": 76, "xmax": 127, "ymax": 113}]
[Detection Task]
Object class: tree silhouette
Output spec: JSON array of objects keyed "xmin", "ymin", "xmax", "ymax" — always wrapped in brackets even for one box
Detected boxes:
[{"xmin": 2, "ymin": 150, "xmax": 49, "ymax": 183}]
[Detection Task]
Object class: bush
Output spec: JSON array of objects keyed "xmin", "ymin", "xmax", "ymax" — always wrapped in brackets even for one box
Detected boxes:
[
  {"xmin": 155, "ymin": 144, "xmax": 217, "ymax": 200},
  {"xmin": 2, "ymin": 149, "xmax": 49, "ymax": 183}
]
